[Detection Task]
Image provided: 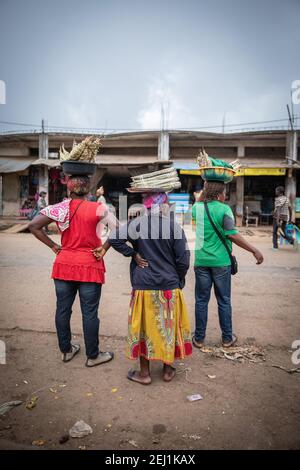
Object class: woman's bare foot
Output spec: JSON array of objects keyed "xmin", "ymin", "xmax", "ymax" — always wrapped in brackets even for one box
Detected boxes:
[
  {"xmin": 127, "ymin": 369, "xmax": 152, "ymax": 385},
  {"xmin": 163, "ymin": 364, "xmax": 176, "ymax": 382}
]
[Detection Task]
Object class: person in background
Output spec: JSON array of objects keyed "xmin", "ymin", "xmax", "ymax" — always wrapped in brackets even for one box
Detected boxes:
[
  {"xmin": 97, "ymin": 186, "xmax": 106, "ymax": 204},
  {"xmin": 273, "ymin": 186, "xmax": 294, "ymax": 249},
  {"xmin": 193, "ymin": 185, "xmax": 203, "ymax": 203},
  {"xmin": 192, "ymin": 181, "xmax": 264, "ymax": 349},
  {"xmin": 29, "ymin": 175, "xmax": 114, "ymax": 368},
  {"xmin": 37, "ymin": 191, "xmax": 47, "ymax": 211},
  {"xmin": 38, "ymin": 191, "xmax": 50, "ymax": 234}
]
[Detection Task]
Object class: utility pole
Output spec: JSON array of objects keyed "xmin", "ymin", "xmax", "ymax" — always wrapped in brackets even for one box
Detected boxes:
[{"xmin": 285, "ymin": 105, "xmax": 298, "ymax": 221}]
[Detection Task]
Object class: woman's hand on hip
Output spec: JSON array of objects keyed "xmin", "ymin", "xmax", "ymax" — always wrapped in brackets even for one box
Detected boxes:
[
  {"xmin": 51, "ymin": 243, "xmax": 62, "ymax": 255},
  {"xmin": 133, "ymin": 253, "xmax": 149, "ymax": 268},
  {"xmin": 92, "ymin": 246, "xmax": 107, "ymax": 260}
]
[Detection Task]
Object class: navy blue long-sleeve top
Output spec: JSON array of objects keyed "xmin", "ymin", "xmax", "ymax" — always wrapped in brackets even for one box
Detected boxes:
[{"xmin": 109, "ymin": 213, "xmax": 190, "ymax": 291}]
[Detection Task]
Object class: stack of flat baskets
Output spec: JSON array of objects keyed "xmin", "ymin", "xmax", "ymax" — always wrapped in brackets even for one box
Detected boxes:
[{"xmin": 127, "ymin": 167, "xmax": 181, "ymax": 193}]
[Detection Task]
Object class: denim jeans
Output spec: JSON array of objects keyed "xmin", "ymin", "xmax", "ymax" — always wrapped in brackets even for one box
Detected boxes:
[
  {"xmin": 194, "ymin": 266, "xmax": 232, "ymax": 343},
  {"xmin": 273, "ymin": 219, "xmax": 293, "ymax": 248},
  {"xmin": 54, "ymin": 279, "xmax": 102, "ymax": 359}
]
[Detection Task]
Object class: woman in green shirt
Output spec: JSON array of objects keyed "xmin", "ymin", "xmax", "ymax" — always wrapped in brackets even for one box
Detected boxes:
[{"xmin": 192, "ymin": 181, "xmax": 263, "ymax": 348}]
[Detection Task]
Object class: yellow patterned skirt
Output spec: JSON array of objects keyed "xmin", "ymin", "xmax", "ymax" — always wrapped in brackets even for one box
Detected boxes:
[{"xmin": 126, "ymin": 289, "xmax": 192, "ymax": 364}]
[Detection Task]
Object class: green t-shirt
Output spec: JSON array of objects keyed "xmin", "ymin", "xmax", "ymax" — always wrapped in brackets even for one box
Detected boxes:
[{"xmin": 192, "ymin": 201, "xmax": 238, "ymax": 267}]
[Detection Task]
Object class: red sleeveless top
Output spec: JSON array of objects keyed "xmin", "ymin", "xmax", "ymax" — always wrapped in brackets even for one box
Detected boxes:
[{"xmin": 52, "ymin": 199, "xmax": 106, "ymax": 284}]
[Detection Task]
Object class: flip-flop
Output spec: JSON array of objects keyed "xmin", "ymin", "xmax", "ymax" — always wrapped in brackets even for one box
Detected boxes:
[
  {"xmin": 192, "ymin": 335, "xmax": 204, "ymax": 349},
  {"xmin": 127, "ymin": 369, "xmax": 151, "ymax": 385},
  {"xmin": 222, "ymin": 334, "xmax": 238, "ymax": 348},
  {"xmin": 163, "ymin": 364, "xmax": 176, "ymax": 382}
]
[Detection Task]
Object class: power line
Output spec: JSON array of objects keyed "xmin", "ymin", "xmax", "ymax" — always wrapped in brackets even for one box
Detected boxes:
[{"xmin": 0, "ymin": 116, "xmax": 299, "ymax": 133}]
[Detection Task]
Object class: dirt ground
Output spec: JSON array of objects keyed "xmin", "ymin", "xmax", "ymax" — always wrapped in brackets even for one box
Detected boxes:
[{"xmin": 0, "ymin": 228, "xmax": 300, "ymax": 450}]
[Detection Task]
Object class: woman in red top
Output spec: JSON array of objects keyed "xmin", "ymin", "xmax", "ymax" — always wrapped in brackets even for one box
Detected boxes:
[{"xmin": 29, "ymin": 175, "xmax": 114, "ymax": 367}]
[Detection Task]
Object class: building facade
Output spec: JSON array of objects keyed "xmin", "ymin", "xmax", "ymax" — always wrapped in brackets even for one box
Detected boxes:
[{"xmin": 0, "ymin": 129, "xmax": 299, "ymax": 225}]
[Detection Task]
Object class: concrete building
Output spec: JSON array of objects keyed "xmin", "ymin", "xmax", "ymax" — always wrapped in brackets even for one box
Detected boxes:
[{"xmin": 0, "ymin": 129, "xmax": 299, "ymax": 225}]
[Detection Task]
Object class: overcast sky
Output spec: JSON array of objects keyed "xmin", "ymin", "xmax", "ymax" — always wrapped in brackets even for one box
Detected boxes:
[{"xmin": 0, "ymin": 0, "xmax": 299, "ymax": 133}]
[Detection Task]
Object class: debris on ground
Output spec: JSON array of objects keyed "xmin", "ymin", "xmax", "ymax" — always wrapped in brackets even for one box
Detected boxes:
[
  {"xmin": 182, "ymin": 434, "xmax": 201, "ymax": 440},
  {"xmin": 0, "ymin": 400, "xmax": 22, "ymax": 416},
  {"xmin": 128, "ymin": 439, "xmax": 138, "ymax": 448},
  {"xmin": 69, "ymin": 420, "xmax": 93, "ymax": 438},
  {"xmin": 59, "ymin": 434, "xmax": 69, "ymax": 444},
  {"xmin": 111, "ymin": 388, "xmax": 118, "ymax": 393},
  {"xmin": 32, "ymin": 439, "xmax": 46, "ymax": 446},
  {"xmin": 271, "ymin": 365, "xmax": 300, "ymax": 374},
  {"xmin": 207, "ymin": 374, "xmax": 216, "ymax": 379},
  {"xmin": 199, "ymin": 345, "xmax": 265, "ymax": 363},
  {"xmin": 49, "ymin": 384, "xmax": 67, "ymax": 394},
  {"xmin": 26, "ymin": 396, "xmax": 38, "ymax": 410},
  {"xmin": 186, "ymin": 394, "xmax": 203, "ymax": 402}
]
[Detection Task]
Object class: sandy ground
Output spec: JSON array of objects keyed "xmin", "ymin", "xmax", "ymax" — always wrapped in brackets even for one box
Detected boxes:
[{"xmin": 0, "ymin": 229, "xmax": 300, "ymax": 450}]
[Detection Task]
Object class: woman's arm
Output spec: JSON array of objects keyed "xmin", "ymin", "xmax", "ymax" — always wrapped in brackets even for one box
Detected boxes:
[
  {"xmin": 228, "ymin": 233, "xmax": 264, "ymax": 264},
  {"xmin": 28, "ymin": 214, "xmax": 61, "ymax": 254}
]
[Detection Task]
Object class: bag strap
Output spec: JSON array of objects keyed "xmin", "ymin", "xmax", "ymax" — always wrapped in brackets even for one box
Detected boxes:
[
  {"xmin": 69, "ymin": 200, "xmax": 84, "ymax": 225},
  {"xmin": 204, "ymin": 202, "xmax": 233, "ymax": 261}
]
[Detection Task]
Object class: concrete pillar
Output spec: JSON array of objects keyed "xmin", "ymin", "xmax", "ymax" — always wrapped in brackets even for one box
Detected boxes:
[
  {"xmin": 0, "ymin": 175, "xmax": 3, "ymax": 216},
  {"xmin": 286, "ymin": 131, "xmax": 298, "ymax": 162},
  {"xmin": 39, "ymin": 133, "xmax": 48, "ymax": 159},
  {"xmin": 237, "ymin": 145, "xmax": 245, "ymax": 158},
  {"xmin": 235, "ymin": 176, "xmax": 244, "ymax": 227},
  {"xmin": 158, "ymin": 131, "xmax": 170, "ymax": 161},
  {"xmin": 285, "ymin": 168, "xmax": 296, "ymax": 221}
]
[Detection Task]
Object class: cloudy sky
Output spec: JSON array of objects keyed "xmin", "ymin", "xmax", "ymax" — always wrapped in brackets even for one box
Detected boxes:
[{"xmin": 0, "ymin": 0, "xmax": 299, "ymax": 133}]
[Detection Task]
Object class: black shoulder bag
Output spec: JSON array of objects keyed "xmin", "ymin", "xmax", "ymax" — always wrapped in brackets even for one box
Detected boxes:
[{"xmin": 204, "ymin": 202, "xmax": 238, "ymax": 275}]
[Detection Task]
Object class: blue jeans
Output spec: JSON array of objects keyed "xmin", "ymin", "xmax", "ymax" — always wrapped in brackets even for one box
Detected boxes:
[
  {"xmin": 273, "ymin": 219, "xmax": 294, "ymax": 248},
  {"xmin": 194, "ymin": 266, "xmax": 232, "ymax": 343},
  {"xmin": 54, "ymin": 280, "xmax": 102, "ymax": 359}
]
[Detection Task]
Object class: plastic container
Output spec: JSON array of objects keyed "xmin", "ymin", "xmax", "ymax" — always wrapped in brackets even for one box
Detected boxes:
[
  {"xmin": 61, "ymin": 161, "xmax": 96, "ymax": 176},
  {"xmin": 199, "ymin": 166, "xmax": 236, "ymax": 183}
]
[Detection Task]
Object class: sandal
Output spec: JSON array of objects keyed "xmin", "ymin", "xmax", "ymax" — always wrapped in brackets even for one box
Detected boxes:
[
  {"xmin": 192, "ymin": 335, "xmax": 204, "ymax": 349},
  {"xmin": 127, "ymin": 369, "xmax": 151, "ymax": 385},
  {"xmin": 163, "ymin": 364, "xmax": 176, "ymax": 382},
  {"xmin": 85, "ymin": 351, "xmax": 114, "ymax": 367},
  {"xmin": 222, "ymin": 334, "xmax": 238, "ymax": 348}
]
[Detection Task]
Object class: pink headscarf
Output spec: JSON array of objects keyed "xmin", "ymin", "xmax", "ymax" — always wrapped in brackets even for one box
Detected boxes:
[{"xmin": 143, "ymin": 192, "xmax": 168, "ymax": 209}]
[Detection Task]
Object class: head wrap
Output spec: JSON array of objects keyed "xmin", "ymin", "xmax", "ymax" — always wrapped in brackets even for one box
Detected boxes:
[
  {"xmin": 143, "ymin": 192, "xmax": 168, "ymax": 209},
  {"xmin": 67, "ymin": 176, "xmax": 90, "ymax": 195}
]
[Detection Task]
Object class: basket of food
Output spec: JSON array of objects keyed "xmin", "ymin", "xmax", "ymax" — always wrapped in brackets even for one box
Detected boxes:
[
  {"xmin": 59, "ymin": 136, "xmax": 101, "ymax": 176},
  {"xmin": 199, "ymin": 166, "xmax": 236, "ymax": 183},
  {"xmin": 127, "ymin": 167, "xmax": 181, "ymax": 193},
  {"xmin": 197, "ymin": 148, "xmax": 240, "ymax": 183}
]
